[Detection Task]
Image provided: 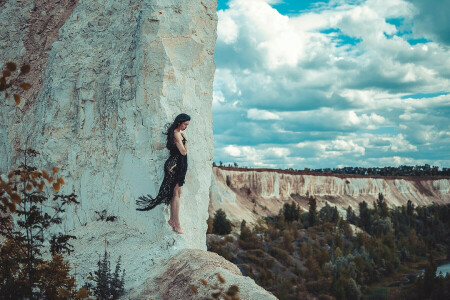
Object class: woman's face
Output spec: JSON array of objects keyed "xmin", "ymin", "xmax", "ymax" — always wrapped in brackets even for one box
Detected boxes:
[{"xmin": 178, "ymin": 120, "xmax": 190, "ymax": 131}]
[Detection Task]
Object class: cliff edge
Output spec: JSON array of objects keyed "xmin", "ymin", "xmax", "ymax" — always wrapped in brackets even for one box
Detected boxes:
[
  {"xmin": 210, "ymin": 166, "xmax": 450, "ymax": 225},
  {"xmin": 0, "ymin": 1, "xmax": 275, "ymax": 298}
]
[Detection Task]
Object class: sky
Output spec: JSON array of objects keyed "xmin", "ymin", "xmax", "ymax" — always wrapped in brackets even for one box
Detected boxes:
[{"xmin": 212, "ymin": 0, "xmax": 450, "ymax": 169}]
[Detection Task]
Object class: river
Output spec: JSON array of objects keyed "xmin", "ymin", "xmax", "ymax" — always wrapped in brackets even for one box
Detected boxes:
[
  {"xmin": 436, "ymin": 262, "xmax": 450, "ymax": 277},
  {"xmin": 388, "ymin": 262, "xmax": 450, "ymax": 287}
]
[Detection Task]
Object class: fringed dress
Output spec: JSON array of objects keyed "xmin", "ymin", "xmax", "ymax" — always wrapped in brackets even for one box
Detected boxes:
[{"xmin": 136, "ymin": 136, "xmax": 187, "ymax": 211}]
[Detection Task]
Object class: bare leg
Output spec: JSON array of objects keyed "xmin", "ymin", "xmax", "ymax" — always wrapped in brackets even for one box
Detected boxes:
[{"xmin": 169, "ymin": 184, "xmax": 183, "ymax": 234}]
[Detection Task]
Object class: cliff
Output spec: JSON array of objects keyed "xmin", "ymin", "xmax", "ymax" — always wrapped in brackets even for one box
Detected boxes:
[
  {"xmin": 0, "ymin": 1, "xmax": 275, "ymax": 298},
  {"xmin": 210, "ymin": 166, "xmax": 450, "ymax": 225}
]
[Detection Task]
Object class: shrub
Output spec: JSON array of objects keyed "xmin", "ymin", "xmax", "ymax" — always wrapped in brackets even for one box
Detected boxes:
[
  {"xmin": 189, "ymin": 273, "xmax": 241, "ymax": 300},
  {"xmin": 212, "ymin": 209, "xmax": 232, "ymax": 235},
  {"xmin": 85, "ymin": 250, "xmax": 125, "ymax": 300},
  {"xmin": 0, "ymin": 148, "xmax": 80, "ymax": 299}
]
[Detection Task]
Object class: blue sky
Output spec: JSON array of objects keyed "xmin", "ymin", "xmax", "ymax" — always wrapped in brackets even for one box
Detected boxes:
[{"xmin": 212, "ymin": 0, "xmax": 450, "ymax": 169}]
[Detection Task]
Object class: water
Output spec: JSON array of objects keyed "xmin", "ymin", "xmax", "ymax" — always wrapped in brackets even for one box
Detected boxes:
[
  {"xmin": 388, "ymin": 262, "xmax": 450, "ymax": 287},
  {"xmin": 436, "ymin": 262, "xmax": 450, "ymax": 277}
]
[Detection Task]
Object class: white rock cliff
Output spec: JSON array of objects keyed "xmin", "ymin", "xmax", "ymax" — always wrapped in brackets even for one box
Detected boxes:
[
  {"xmin": 0, "ymin": 0, "xmax": 276, "ymax": 298},
  {"xmin": 210, "ymin": 167, "xmax": 450, "ymax": 226}
]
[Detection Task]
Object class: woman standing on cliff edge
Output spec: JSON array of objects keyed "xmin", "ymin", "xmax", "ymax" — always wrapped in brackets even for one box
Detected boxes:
[{"xmin": 136, "ymin": 113, "xmax": 190, "ymax": 234}]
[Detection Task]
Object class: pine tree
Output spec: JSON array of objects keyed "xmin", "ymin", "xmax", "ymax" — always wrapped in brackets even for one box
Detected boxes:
[
  {"xmin": 111, "ymin": 256, "xmax": 125, "ymax": 299},
  {"xmin": 423, "ymin": 253, "xmax": 436, "ymax": 297},
  {"xmin": 0, "ymin": 147, "xmax": 79, "ymax": 299},
  {"xmin": 358, "ymin": 201, "xmax": 371, "ymax": 232},
  {"xmin": 377, "ymin": 193, "xmax": 389, "ymax": 218},
  {"xmin": 308, "ymin": 195, "xmax": 317, "ymax": 226},
  {"xmin": 346, "ymin": 206, "xmax": 357, "ymax": 224},
  {"xmin": 212, "ymin": 209, "xmax": 232, "ymax": 235},
  {"xmin": 407, "ymin": 200, "xmax": 414, "ymax": 217},
  {"xmin": 95, "ymin": 250, "xmax": 111, "ymax": 299},
  {"xmin": 283, "ymin": 202, "xmax": 300, "ymax": 223},
  {"xmin": 92, "ymin": 250, "xmax": 125, "ymax": 300}
]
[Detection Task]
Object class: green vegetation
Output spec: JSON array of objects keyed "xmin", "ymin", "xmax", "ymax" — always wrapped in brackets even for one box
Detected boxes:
[
  {"xmin": 84, "ymin": 250, "xmax": 125, "ymax": 300},
  {"xmin": 214, "ymin": 162, "xmax": 450, "ymax": 177},
  {"xmin": 212, "ymin": 209, "xmax": 232, "ymax": 235},
  {"xmin": 207, "ymin": 194, "xmax": 450, "ymax": 299},
  {"xmin": 0, "ymin": 148, "xmax": 80, "ymax": 299}
]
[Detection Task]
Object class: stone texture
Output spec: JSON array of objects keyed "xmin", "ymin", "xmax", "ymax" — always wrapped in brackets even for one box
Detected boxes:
[
  {"xmin": 132, "ymin": 248, "xmax": 277, "ymax": 299},
  {"xmin": 1, "ymin": 0, "xmax": 216, "ymax": 245},
  {"xmin": 68, "ymin": 220, "xmax": 276, "ymax": 299},
  {"xmin": 210, "ymin": 167, "xmax": 450, "ymax": 226},
  {"xmin": 1, "ymin": 0, "xmax": 275, "ymax": 298}
]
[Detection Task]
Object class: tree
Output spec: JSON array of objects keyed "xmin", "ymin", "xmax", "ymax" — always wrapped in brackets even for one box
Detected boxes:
[
  {"xmin": 283, "ymin": 202, "xmax": 300, "ymax": 223},
  {"xmin": 376, "ymin": 193, "xmax": 389, "ymax": 218},
  {"xmin": 346, "ymin": 206, "xmax": 357, "ymax": 224},
  {"xmin": 212, "ymin": 209, "xmax": 232, "ymax": 235},
  {"xmin": 90, "ymin": 250, "xmax": 125, "ymax": 300},
  {"xmin": 0, "ymin": 148, "xmax": 79, "ymax": 299},
  {"xmin": 407, "ymin": 200, "xmax": 414, "ymax": 217},
  {"xmin": 240, "ymin": 219, "xmax": 247, "ymax": 232},
  {"xmin": 358, "ymin": 201, "xmax": 371, "ymax": 232},
  {"xmin": 319, "ymin": 202, "xmax": 339, "ymax": 224},
  {"xmin": 0, "ymin": 61, "xmax": 31, "ymax": 106},
  {"xmin": 308, "ymin": 195, "xmax": 317, "ymax": 226},
  {"xmin": 347, "ymin": 278, "xmax": 362, "ymax": 300},
  {"xmin": 423, "ymin": 253, "xmax": 436, "ymax": 297}
]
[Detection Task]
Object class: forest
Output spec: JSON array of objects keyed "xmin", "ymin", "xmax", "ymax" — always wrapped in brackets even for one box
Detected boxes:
[
  {"xmin": 214, "ymin": 162, "xmax": 450, "ymax": 177},
  {"xmin": 207, "ymin": 194, "xmax": 450, "ymax": 299}
]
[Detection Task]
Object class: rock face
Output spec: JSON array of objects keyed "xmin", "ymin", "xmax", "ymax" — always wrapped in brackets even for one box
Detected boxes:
[
  {"xmin": 132, "ymin": 249, "xmax": 277, "ymax": 300},
  {"xmin": 2, "ymin": 0, "xmax": 217, "ymax": 246},
  {"xmin": 0, "ymin": 0, "xmax": 275, "ymax": 298},
  {"xmin": 210, "ymin": 167, "xmax": 450, "ymax": 225}
]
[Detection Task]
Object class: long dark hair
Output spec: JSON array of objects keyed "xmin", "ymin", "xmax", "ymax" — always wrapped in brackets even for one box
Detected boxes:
[{"xmin": 165, "ymin": 113, "xmax": 191, "ymax": 150}]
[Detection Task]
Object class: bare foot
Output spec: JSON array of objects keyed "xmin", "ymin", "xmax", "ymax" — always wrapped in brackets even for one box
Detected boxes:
[
  {"xmin": 172, "ymin": 223, "xmax": 184, "ymax": 234},
  {"xmin": 168, "ymin": 219, "xmax": 174, "ymax": 227}
]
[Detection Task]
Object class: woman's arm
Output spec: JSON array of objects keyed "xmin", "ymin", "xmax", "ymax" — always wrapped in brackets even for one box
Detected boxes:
[{"xmin": 174, "ymin": 131, "xmax": 187, "ymax": 156}]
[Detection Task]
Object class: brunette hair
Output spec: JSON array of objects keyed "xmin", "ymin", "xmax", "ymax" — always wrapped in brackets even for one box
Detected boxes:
[{"xmin": 165, "ymin": 113, "xmax": 190, "ymax": 150}]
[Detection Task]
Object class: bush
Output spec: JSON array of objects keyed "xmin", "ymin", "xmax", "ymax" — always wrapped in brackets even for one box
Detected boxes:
[
  {"xmin": 283, "ymin": 202, "xmax": 300, "ymax": 223},
  {"xmin": 85, "ymin": 250, "xmax": 125, "ymax": 300},
  {"xmin": 212, "ymin": 209, "xmax": 232, "ymax": 235},
  {"xmin": 0, "ymin": 148, "xmax": 80, "ymax": 299}
]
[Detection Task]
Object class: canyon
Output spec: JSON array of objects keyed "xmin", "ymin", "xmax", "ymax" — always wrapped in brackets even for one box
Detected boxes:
[{"xmin": 210, "ymin": 166, "xmax": 450, "ymax": 226}]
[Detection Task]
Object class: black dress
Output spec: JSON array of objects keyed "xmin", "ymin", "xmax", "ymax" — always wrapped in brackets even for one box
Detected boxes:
[{"xmin": 136, "ymin": 136, "xmax": 188, "ymax": 211}]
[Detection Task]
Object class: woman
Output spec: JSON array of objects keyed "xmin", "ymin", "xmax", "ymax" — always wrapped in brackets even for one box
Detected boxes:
[{"xmin": 136, "ymin": 113, "xmax": 190, "ymax": 234}]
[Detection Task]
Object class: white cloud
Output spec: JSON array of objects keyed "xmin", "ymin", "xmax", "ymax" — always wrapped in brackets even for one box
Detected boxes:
[
  {"xmin": 213, "ymin": 0, "xmax": 450, "ymax": 169},
  {"xmin": 224, "ymin": 145, "xmax": 244, "ymax": 157},
  {"xmin": 247, "ymin": 108, "xmax": 281, "ymax": 120},
  {"xmin": 222, "ymin": 144, "xmax": 291, "ymax": 166},
  {"xmin": 327, "ymin": 139, "xmax": 366, "ymax": 156},
  {"xmin": 217, "ymin": 10, "xmax": 239, "ymax": 44},
  {"xmin": 213, "ymin": 90, "xmax": 225, "ymax": 104}
]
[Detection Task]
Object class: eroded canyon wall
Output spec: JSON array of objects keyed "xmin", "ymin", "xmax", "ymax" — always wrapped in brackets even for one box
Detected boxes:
[{"xmin": 210, "ymin": 167, "xmax": 450, "ymax": 225}]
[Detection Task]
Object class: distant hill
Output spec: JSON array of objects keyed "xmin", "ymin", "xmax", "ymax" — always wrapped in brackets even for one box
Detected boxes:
[{"xmin": 209, "ymin": 166, "xmax": 450, "ymax": 227}]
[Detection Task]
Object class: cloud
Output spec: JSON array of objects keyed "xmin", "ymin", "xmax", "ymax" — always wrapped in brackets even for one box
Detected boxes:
[
  {"xmin": 247, "ymin": 108, "xmax": 281, "ymax": 120},
  {"xmin": 327, "ymin": 139, "xmax": 365, "ymax": 156},
  {"xmin": 213, "ymin": 0, "xmax": 450, "ymax": 169},
  {"xmin": 404, "ymin": 0, "xmax": 450, "ymax": 45},
  {"xmin": 217, "ymin": 10, "xmax": 239, "ymax": 44},
  {"xmin": 222, "ymin": 144, "xmax": 292, "ymax": 167}
]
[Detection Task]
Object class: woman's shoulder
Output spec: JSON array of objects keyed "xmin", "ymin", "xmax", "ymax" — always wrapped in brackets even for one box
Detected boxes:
[{"xmin": 173, "ymin": 130, "xmax": 182, "ymax": 139}]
